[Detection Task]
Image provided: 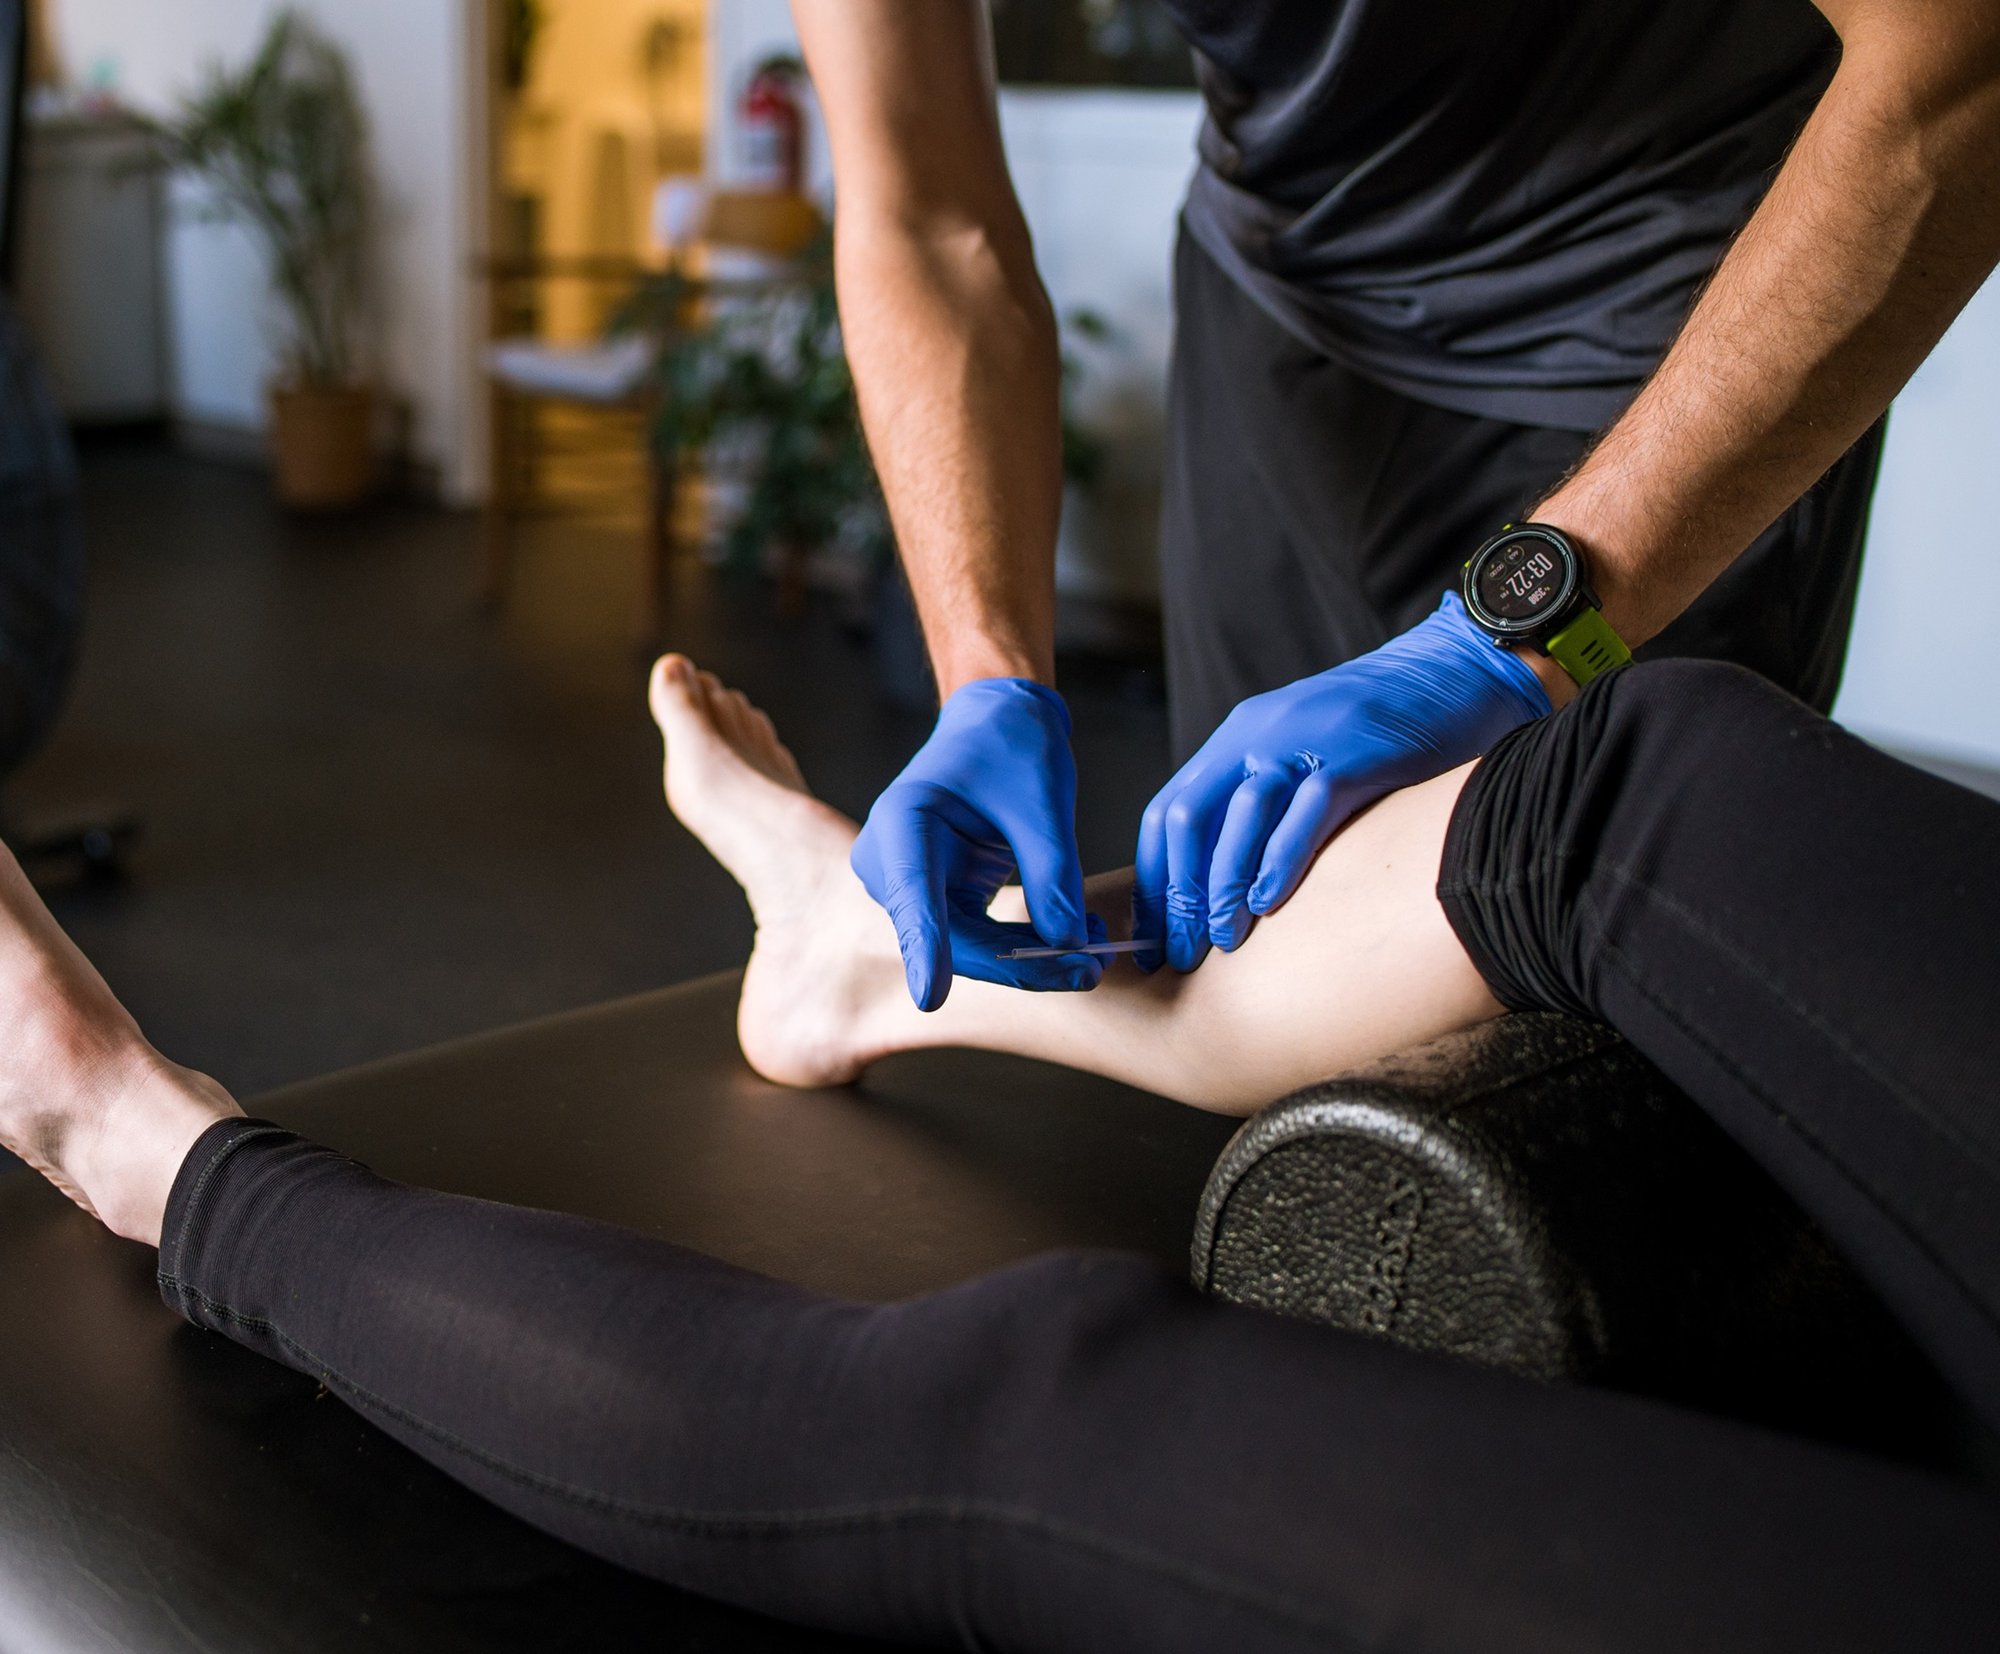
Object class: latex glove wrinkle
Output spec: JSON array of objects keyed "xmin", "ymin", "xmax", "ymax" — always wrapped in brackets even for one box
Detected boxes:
[
  {"xmin": 852, "ymin": 677, "xmax": 1102, "ymax": 1011},
  {"xmin": 1134, "ymin": 591, "xmax": 1551, "ymax": 974}
]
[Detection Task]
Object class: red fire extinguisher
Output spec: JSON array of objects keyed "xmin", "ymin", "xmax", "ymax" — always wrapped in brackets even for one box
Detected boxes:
[{"xmin": 738, "ymin": 56, "xmax": 805, "ymax": 194}]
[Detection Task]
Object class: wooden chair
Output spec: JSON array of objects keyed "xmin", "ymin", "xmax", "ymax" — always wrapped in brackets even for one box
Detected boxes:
[{"xmin": 477, "ymin": 189, "xmax": 822, "ymax": 647}]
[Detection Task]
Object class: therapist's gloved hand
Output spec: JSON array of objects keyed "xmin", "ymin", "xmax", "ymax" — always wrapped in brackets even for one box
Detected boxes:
[
  {"xmin": 1135, "ymin": 591, "xmax": 1551, "ymax": 973},
  {"xmin": 852, "ymin": 677, "xmax": 1103, "ymax": 1012}
]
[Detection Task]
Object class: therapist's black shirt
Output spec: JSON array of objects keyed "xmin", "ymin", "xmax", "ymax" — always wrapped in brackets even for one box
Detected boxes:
[{"xmin": 1169, "ymin": 0, "xmax": 1838, "ymax": 431}]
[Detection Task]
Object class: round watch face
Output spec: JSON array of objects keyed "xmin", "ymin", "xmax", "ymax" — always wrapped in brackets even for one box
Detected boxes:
[{"xmin": 1471, "ymin": 531, "xmax": 1573, "ymax": 630}]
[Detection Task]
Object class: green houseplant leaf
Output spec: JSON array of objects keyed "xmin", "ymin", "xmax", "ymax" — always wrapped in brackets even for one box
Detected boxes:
[
  {"xmin": 159, "ymin": 10, "xmax": 372, "ymax": 389},
  {"xmin": 626, "ymin": 236, "xmax": 1106, "ymax": 584}
]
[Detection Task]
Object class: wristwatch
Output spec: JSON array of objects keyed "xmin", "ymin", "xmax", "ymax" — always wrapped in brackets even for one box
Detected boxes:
[{"xmin": 1460, "ymin": 522, "xmax": 1632, "ymax": 687}]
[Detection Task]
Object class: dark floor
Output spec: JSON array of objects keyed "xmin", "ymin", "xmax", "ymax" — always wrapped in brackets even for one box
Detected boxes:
[
  {"xmin": 17, "ymin": 441, "xmax": 1999, "ymax": 1109},
  {"xmin": 11, "ymin": 441, "xmax": 1173, "ymax": 1099}
]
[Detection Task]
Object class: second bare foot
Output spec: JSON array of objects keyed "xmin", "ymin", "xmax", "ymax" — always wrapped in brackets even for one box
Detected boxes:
[{"xmin": 0, "ymin": 847, "xmax": 240, "ymax": 1247}]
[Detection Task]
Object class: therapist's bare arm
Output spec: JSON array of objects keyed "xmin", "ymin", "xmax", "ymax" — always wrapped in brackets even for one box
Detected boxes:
[
  {"xmin": 792, "ymin": 0, "xmax": 1059, "ymax": 693},
  {"xmin": 1531, "ymin": 0, "xmax": 2000, "ymax": 703}
]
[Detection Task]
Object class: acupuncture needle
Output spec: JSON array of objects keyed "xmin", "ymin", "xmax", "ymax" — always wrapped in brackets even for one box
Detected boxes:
[{"xmin": 997, "ymin": 939, "xmax": 1162, "ymax": 961}]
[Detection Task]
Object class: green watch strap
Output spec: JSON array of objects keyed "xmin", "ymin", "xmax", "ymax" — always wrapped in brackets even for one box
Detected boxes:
[{"xmin": 1543, "ymin": 606, "xmax": 1632, "ymax": 686}]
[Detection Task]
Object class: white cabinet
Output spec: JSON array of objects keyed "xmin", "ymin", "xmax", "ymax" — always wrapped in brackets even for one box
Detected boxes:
[{"xmin": 16, "ymin": 113, "xmax": 167, "ymax": 423}]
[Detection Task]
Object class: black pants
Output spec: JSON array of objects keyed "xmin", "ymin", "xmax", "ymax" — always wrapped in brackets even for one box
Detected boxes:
[
  {"xmin": 1159, "ymin": 232, "xmax": 1888, "ymax": 760},
  {"xmin": 158, "ymin": 663, "xmax": 2000, "ymax": 1650}
]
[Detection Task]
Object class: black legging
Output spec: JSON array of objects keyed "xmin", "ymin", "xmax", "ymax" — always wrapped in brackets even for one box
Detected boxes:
[{"xmin": 157, "ymin": 663, "xmax": 2000, "ymax": 1652}]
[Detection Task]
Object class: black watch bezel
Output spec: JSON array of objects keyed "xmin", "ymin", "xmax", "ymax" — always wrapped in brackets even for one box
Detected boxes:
[{"xmin": 1461, "ymin": 523, "xmax": 1587, "ymax": 643}]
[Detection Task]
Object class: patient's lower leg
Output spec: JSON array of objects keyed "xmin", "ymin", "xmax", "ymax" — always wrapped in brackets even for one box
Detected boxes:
[
  {"xmin": 0, "ymin": 847, "xmax": 240, "ymax": 1244},
  {"xmin": 651, "ymin": 657, "xmax": 1501, "ymax": 1116}
]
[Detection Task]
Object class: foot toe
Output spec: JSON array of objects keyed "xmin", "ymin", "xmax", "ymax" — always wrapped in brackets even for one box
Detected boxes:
[
  {"xmin": 726, "ymin": 693, "xmax": 769, "ymax": 749},
  {"xmin": 648, "ymin": 654, "xmax": 698, "ymax": 726}
]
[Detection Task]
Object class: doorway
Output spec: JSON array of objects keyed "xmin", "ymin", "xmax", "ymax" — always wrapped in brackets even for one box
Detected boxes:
[
  {"xmin": 494, "ymin": 0, "xmax": 705, "ymax": 341},
  {"xmin": 472, "ymin": 0, "xmax": 708, "ymax": 546}
]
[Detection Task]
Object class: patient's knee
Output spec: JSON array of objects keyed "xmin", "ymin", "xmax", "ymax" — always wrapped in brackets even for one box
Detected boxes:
[{"xmin": 1601, "ymin": 656, "xmax": 1806, "ymax": 736}]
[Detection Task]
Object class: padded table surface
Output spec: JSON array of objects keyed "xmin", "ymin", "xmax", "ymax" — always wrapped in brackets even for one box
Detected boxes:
[{"xmin": 0, "ymin": 972, "xmax": 1238, "ymax": 1652}]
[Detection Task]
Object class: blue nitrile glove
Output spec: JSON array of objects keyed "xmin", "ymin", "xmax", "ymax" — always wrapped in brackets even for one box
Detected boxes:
[
  {"xmin": 1134, "ymin": 590, "xmax": 1551, "ymax": 974},
  {"xmin": 852, "ymin": 677, "xmax": 1105, "ymax": 1011}
]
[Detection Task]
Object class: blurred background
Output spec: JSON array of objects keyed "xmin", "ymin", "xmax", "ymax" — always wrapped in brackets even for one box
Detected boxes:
[{"xmin": 1, "ymin": 0, "xmax": 1996, "ymax": 1103}]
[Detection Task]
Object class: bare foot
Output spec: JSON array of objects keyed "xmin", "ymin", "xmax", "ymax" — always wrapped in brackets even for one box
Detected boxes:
[
  {"xmin": 649, "ymin": 655, "xmax": 906, "ymax": 1087},
  {"xmin": 0, "ymin": 848, "xmax": 240, "ymax": 1247}
]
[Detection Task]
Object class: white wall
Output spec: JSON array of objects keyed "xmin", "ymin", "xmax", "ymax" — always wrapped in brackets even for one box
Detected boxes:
[
  {"xmin": 44, "ymin": 0, "xmax": 482, "ymax": 499},
  {"xmin": 999, "ymin": 88, "xmax": 1198, "ymax": 602},
  {"xmin": 1835, "ymin": 272, "xmax": 2000, "ymax": 767},
  {"xmin": 705, "ymin": 5, "xmax": 1197, "ymax": 603}
]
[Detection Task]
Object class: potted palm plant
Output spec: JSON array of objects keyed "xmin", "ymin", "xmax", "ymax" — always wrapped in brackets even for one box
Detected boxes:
[
  {"xmin": 636, "ymin": 243, "xmax": 1108, "ymax": 703},
  {"xmin": 162, "ymin": 11, "xmax": 376, "ymax": 510}
]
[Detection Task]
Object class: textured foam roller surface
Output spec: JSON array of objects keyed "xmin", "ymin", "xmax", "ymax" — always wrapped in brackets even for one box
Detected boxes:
[{"xmin": 1193, "ymin": 1013, "xmax": 1956, "ymax": 1454}]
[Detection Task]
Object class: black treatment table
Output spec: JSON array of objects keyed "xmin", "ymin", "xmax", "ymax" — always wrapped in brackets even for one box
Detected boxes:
[{"xmin": 0, "ymin": 972, "xmax": 1240, "ymax": 1653}]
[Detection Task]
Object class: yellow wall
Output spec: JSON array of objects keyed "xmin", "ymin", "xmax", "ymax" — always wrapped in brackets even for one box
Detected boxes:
[{"xmin": 505, "ymin": 0, "xmax": 705, "ymax": 336}]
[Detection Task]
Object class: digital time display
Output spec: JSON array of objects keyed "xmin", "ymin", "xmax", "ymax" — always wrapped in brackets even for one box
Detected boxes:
[{"xmin": 1476, "ymin": 538, "xmax": 1563, "ymax": 623}]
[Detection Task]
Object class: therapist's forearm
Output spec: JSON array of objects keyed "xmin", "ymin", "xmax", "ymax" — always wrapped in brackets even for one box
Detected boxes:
[
  {"xmin": 837, "ymin": 211, "xmax": 1062, "ymax": 694},
  {"xmin": 793, "ymin": 0, "xmax": 1062, "ymax": 696},
  {"xmin": 1528, "ymin": 3, "xmax": 2000, "ymax": 701}
]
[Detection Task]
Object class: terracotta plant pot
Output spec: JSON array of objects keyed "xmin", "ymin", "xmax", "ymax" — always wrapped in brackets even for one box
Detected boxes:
[{"xmin": 268, "ymin": 382, "xmax": 377, "ymax": 510}]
